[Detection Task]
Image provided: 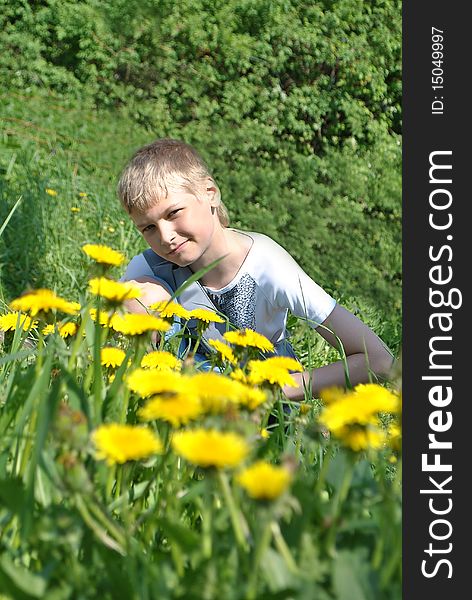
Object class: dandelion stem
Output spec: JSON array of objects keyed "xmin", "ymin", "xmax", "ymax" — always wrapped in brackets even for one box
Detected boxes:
[
  {"xmin": 218, "ymin": 471, "xmax": 249, "ymax": 552},
  {"xmin": 325, "ymin": 456, "xmax": 355, "ymax": 556},
  {"xmin": 201, "ymin": 484, "xmax": 213, "ymax": 559},
  {"xmin": 271, "ymin": 521, "xmax": 299, "ymax": 573},
  {"xmin": 246, "ymin": 514, "xmax": 272, "ymax": 600},
  {"xmin": 314, "ymin": 446, "xmax": 333, "ymax": 497},
  {"xmin": 75, "ymin": 494, "xmax": 126, "ymax": 555}
]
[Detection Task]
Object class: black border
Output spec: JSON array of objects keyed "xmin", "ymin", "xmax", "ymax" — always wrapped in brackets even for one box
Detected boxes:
[{"xmin": 403, "ymin": 2, "xmax": 468, "ymax": 596}]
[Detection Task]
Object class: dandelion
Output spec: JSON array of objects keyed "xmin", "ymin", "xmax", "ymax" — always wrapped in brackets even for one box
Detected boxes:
[
  {"xmin": 89, "ymin": 308, "xmax": 113, "ymax": 327},
  {"xmin": 109, "ymin": 313, "xmax": 170, "ymax": 336},
  {"xmin": 58, "ymin": 322, "xmax": 78, "ymax": 338},
  {"xmin": 189, "ymin": 308, "xmax": 225, "ymax": 324},
  {"xmin": 172, "ymin": 428, "xmax": 249, "ymax": 469},
  {"xmin": 259, "ymin": 356, "xmax": 303, "ymax": 372},
  {"xmin": 320, "ymin": 386, "xmax": 346, "ymax": 405},
  {"xmin": 141, "ymin": 350, "xmax": 182, "ymax": 371},
  {"xmin": 352, "ymin": 384, "xmax": 400, "ymax": 414},
  {"xmin": 92, "ymin": 423, "xmax": 163, "ymax": 465},
  {"xmin": 88, "ymin": 277, "xmax": 141, "ymax": 303},
  {"xmin": 101, "ymin": 347, "xmax": 126, "ymax": 368},
  {"xmin": 223, "ymin": 329, "xmax": 274, "ymax": 353},
  {"xmin": 230, "ymin": 368, "xmax": 248, "ymax": 384},
  {"xmin": 10, "ymin": 289, "xmax": 79, "ymax": 317},
  {"xmin": 42, "ymin": 324, "xmax": 55, "ymax": 336},
  {"xmin": 189, "ymin": 372, "xmax": 242, "ymax": 413},
  {"xmin": 320, "ymin": 384, "xmax": 399, "ymax": 432},
  {"xmin": 319, "ymin": 383, "xmax": 400, "ymax": 453},
  {"xmin": 149, "ymin": 300, "xmax": 192, "ymax": 320},
  {"xmin": 336, "ymin": 424, "xmax": 387, "ymax": 452},
  {"xmin": 260, "ymin": 428, "xmax": 270, "ymax": 439},
  {"xmin": 236, "ymin": 461, "xmax": 292, "ymax": 500},
  {"xmin": 189, "ymin": 372, "xmax": 267, "ymax": 413},
  {"xmin": 247, "ymin": 359, "xmax": 298, "ymax": 388},
  {"xmin": 79, "ymin": 192, "xmax": 88, "ymax": 197},
  {"xmin": 235, "ymin": 384, "xmax": 268, "ymax": 411},
  {"xmin": 0, "ymin": 311, "xmax": 37, "ymax": 332},
  {"xmin": 126, "ymin": 368, "xmax": 190, "ymax": 398},
  {"xmin": 82, "ymin": 244, "xmax": 126, "ymax": 267},
  {"xmin": 208, "ymin": 339, "xmax": 237, "ymax": 365},
  {"xmin": 71, "ymin": 207, "xmax": 80, "ymax": 213},
  {"xmin": 45, "ymin": 188, "xmax": 57, "ymax": 196},
  {"xmin": 138, "ymin": 396, "xmax": 203, "ymax": 427}
]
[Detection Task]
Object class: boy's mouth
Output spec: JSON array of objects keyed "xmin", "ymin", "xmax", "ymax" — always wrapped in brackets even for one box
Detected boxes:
[{"xmin": 167, "ymin": 240, "xmax": 188, "ymax": 255}]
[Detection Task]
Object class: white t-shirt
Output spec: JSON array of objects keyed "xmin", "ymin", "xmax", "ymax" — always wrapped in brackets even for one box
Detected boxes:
[{"xmin": 121, "ymin": 229, "xmax": 336, "ymax": 345}]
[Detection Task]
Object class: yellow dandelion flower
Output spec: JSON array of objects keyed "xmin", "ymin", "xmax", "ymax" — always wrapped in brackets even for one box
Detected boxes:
[
  {"xmin": 260, "ymin": 428, "xmax": 270, "ymax": 439},
  {"xmin": 230, "ymin": 368, "xmax": 248, "ymax": 384},
  {"xmin": 223, "ymin": 329, "xmax": 274, "ymax": 352},
  {"xmin": 189, "ymin": 372, "xmax": 266, "ymax": 412},
  {"xmin": 10, "ymin": 289, "xmax": 79, "ymax": 316},
  {"xmin": 58, "ymin": 322, "xmax": 77, "ymax": 338},
  {"xmin": 247, "ymin": 359, "xmax": 298, "ymax": 388},
  {"xmin": 141, "ymin": 350, "xmax": 182, "ymax": 371},
  {"xmin": 92, "ymin": 424, "xmax": 163, "ymax": 465},
  {"xmin": 208, "ymin": 339, "xmax": 237, "ymax": 364},
  {"xmin": 172, "ymin": 428, "xmax": 249, "ymax": 469},
  {"xmin": 71, "ymin": 207, "xmax": 80, "ymax": 213},
  {"xmin": 126, "ymin": 368, "xmax": 190, "ymax": 398},
  {"xmin": 352, "ymin": 383, "xmax": 400, "ymax": 414},
  {"xmin": 88, "ymin": 277, "xmax": 141, "ymax": 302},
  {"xmin": 109, "ymin": 313, "xmax": 170, "ymax": 336},
  {"xmin": 337, "ymin": 425, "xmax": 387, "ymax": 452},
  {"xmin": 148, "ymin": 300, "xmax": 192, "ymax": 320},
  {"xmin": 42, "ymin": 323, "xmax": 55, "ymax": 336},
  {"xmin": 138, "ymin": 395, "xmax": 203, "ymax": 427},
  {"xmin": 236, "ymin": 385, "xmax": 268, "ymax": 410},
  {"xmin": 320, "ymin": 384, "xmax": 399, "ymax": 433},
  {"xmin": 101, "ymin": 347, "xmax": 126, "ymax": 368},
  {"xmin": 189, "ymin": 372, "xmax": 242, "ymax": 413},
  {"xmin": 82, "ymin": 244, "xmax": 125, "ymax": 267},
  {"xmin": 189, "ymin": 308, "xmax": 225, "ymax": 324},
  {"xmin": 0, "ymin": 311, "xmax": 37, "ymax": 332},
  {"xmin": 79, "ymin": 192, "xmax": 88, "ymax": 197},
  {"xmin": 89, "ymin": 308, "xmax": 113, "ymax": 326},
  {"xmin": 320, "ymin": 386, "xmax": 346, "ymax": 405},
  {"xmin": 45, "ymin": 188, "xmax": 57, "ymax": 196},
  {"xmin": 261, "ymin": 356, "xmax": 303, "ymax": 372},
  {"xmin": 236, "ymin": 461, "xmax": 292, "ymax": 500}
]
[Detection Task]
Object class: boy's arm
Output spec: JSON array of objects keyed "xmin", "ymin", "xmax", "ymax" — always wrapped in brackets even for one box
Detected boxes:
[
  {"xmin": 283, "ymin": 304, "xmax": 395, "ymax": 400},
  {"xmin": 123, "ymin": 277, "xmax": 171, "ymax": 314}
]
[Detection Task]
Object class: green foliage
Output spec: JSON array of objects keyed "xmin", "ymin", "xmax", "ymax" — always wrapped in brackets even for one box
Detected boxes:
[
  {"xmin": 0, "ymin": 1, "xmax": 402, "ymax": 339},
  {"xmin": 0, "ymin": 289, "xmax": 402, "ymax": 599}
]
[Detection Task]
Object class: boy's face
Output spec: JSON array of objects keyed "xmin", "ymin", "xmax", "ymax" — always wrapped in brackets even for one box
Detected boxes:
[{"xmin": 130, "ymin": 186, "xmax": 220, "ymax": 268}]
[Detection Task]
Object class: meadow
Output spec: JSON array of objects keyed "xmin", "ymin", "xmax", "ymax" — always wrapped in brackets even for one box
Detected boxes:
[
  {"xmin": 0, "ymin": 247, "xmax": 402, "ymax": 599},
  {"xmin": 0, "ymin": 2, "xmax": 402, "ymax": 597}
]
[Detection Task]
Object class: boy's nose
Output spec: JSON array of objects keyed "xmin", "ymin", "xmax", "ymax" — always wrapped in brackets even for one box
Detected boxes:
[{"xmin": 157, "ymin": 222, "xmax": 176, "ymax": 247}]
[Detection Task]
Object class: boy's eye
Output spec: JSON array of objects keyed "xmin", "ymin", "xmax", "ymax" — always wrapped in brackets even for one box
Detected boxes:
[
  {"xmin": 168, "ymin": 209, "xmax": 181, "ymax": 218},
  {"xmin": 142, "ymin": 224, "xmax": 155, "ymax": 233}
]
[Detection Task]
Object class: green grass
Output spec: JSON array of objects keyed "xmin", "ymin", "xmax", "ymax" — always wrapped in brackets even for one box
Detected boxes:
[{"xmin": 0, "ymin": 89, "xmax": 401, "ymax": 354}]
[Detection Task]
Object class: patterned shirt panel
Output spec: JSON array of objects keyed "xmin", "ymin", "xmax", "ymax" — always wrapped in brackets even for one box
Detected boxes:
[{"xmin": 206, "ymin": 273, "xmax": 257, "ymax": 330}]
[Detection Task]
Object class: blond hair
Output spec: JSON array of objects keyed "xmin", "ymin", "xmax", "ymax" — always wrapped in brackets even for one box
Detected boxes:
[{"xmin": 117, "ymin": 138, "xmax": 230, "ymax": 226}]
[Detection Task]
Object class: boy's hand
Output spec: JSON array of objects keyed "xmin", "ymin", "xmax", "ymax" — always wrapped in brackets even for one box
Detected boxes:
[{"xmin": 124, "ymin": 277, "xmax": 171, "ymax": 315}]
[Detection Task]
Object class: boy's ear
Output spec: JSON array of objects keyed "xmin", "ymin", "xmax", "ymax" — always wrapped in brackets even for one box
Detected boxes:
[{"xmin": 204, "ymin": 177, "xmax": 219, "ymax": 206}]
